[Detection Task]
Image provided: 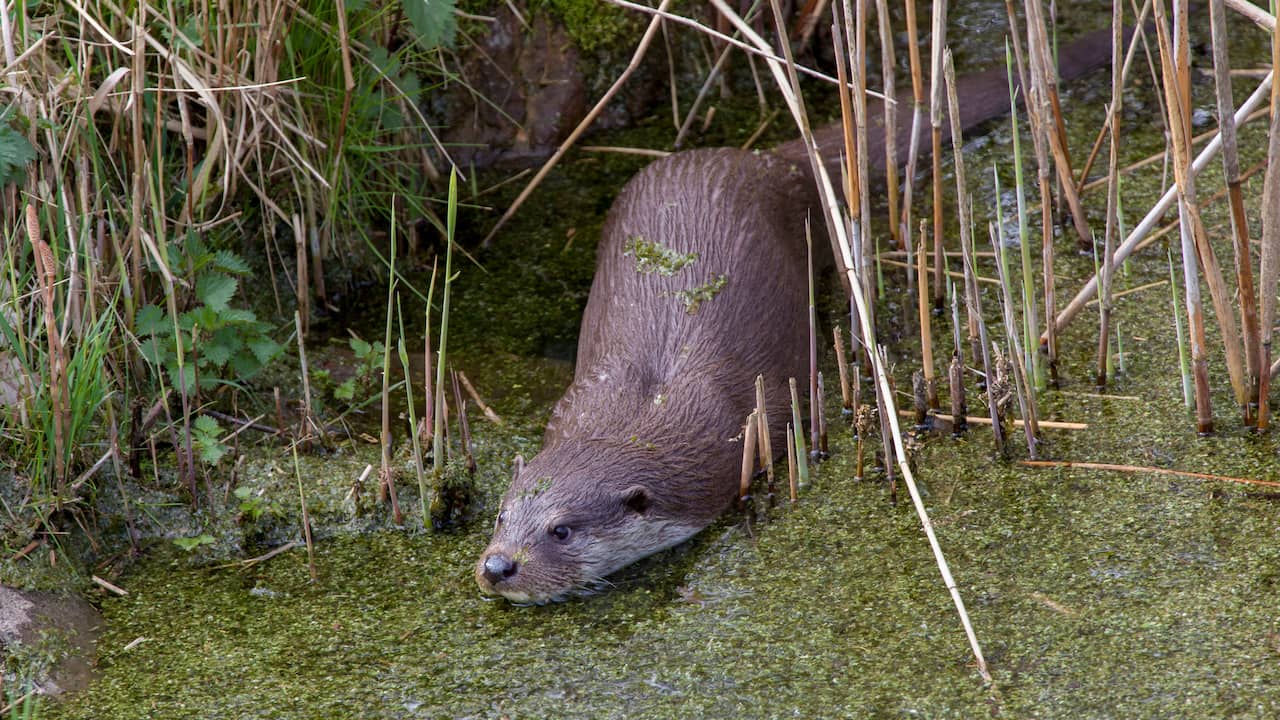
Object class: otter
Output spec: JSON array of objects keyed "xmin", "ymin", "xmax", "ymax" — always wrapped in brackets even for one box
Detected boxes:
[{"xmin": 477, "ymin": 25, "xmax": 1123, "ymax": 604}]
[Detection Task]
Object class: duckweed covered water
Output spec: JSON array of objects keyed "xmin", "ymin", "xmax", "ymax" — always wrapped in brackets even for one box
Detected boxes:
[
  {"xmin": 46, "ymin": 415, "xmax": 1280, "ymax": 718},
  {"xmin": 43, "ymin": 5, "xmax": 1280, "ymax": 717}
]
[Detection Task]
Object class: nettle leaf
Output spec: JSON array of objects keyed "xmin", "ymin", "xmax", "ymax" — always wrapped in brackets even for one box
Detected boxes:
[
  {"xmin": 168, "ymin": 363, "xmax": 197, "ymax": 395},
  {"xmin": 202, "ymin": 338, "xmax": 234, "ymax": 367},
  {"xmin": 334, "ymin": 378, "xmax": 357, "ymax": 401},
  {"xmin": 137, "ymin": 336, "xmax": 172, "ymax": 366},
  {"xmin": 0, "ymin": 126, "xmax": 37, "ymax": 187},
  {"xmin": 212, "ymin": 249, "xmax": 251, "ymax": 275},
  {"xmin": 211, "ymin": 326, "xmax": 246, "ymax": 354},
  {"xmin": 219, "ymin": 308, "xmax": 257, "ymax": 325},
  {"xmin": 402, "ymin": 0, "xmax": 457, "ymax": 51},
  {"xmin": 136, "ymin": 304, "xmax": 169, "ymax": 336},
  {"xmin": 350, "ymin": 337, "xmax": 372, "ymax": 358},
  {"xmin": 181, "ymin": 305, "xmax": 220, "ymax": 332},
  {"xmin": 199, "ymin": 442, "xmax": 228, "ymax": 465},
  {"xmin": 230, "ymin": 351, "xmax": 262, "ymax": 377},
  {"xmin": 248, "ymin": 337, "xmax": 283, "ymax": 365},
  {"xmin": 193, "ymin": 414, "xmax": 221, "ymax": 436},
  {"xmin": 196, "ymin": 272, "xmax": 237, "ymax": 313}
]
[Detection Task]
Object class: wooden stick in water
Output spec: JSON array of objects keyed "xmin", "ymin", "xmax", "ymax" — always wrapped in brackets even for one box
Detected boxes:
[
  {"xmin": 786, "ymin": 423, "xmax": 798, "ymax": 503},
  {"xmin": 755, "ymin": 374, "xmax": 775, "ymax": 496},
  {"xmin": 944, "ymin": 51, "xmax": 1004, "ymax": 454},
  {"xmin": 1209, "ymin": 0, "xmax": 1262, "ymax": 423},
  {"xmin": 834, "ymin": 326, "xmax": 852, "ymax": 412},
  {"xmin": 1256, "ymin": 0, "xmax": 1280, "ymax": 428},
  {"xmin": 929, "ymin": 0, "xmax": 949, "ymax": 314},
  {"xmin": 875, "ymin": 0, "xmax": 901, "ymax": 249},
  {"xmin": 817, "ymin": 371, "xmax": 829, "ymax": 456},
  {"xmin": 916, "ymin": 224, "xmax": 937, "ymax": 408},
  {"xmin": 948, "ymin": 354, "xmax": 967, "ymax": 436},
  {"xmin": 900, "ymin": 0, "xmax": 926, "ymax": 248},
  {"xmin": 740, "ymin": 410, "xmax": 758, "ymax": 502}
]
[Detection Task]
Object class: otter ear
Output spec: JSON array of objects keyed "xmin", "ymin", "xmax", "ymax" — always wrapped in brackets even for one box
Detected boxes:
[{"xmin": 622, "ymin": 486, "xmax": 650, "ymax": 515}]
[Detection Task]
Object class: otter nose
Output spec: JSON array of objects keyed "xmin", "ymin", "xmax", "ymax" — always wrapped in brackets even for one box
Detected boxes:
[{"xmin": 482, "ymin": 554, "xmax": 519, "ymax": 586}]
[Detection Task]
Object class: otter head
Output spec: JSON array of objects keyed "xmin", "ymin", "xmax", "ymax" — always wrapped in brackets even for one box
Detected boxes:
[{"xmin": 475, "ymin": 449, "xmax": 705, "ymax": 604}]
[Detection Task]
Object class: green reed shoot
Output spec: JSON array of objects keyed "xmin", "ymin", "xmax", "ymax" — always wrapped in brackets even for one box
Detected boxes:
[
  {"xmin": 1005, "ymin": 43, "xmax": 1043, "ymax": 392},
  {"xmin": 433, "ymin": 169, "xmax": 459, "ymax": 477}
]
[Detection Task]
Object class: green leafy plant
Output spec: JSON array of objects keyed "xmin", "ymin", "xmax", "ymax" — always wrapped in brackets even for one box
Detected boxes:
[
  {"xmin": 234, "ymin": 486, "xmax": 280, "ymax": 523},
  {"xmin": 135, "ymin": 236, "xmax": 282, "ymax": 394},
  {"xmin": 403, "ymin": 0, "xmax": 457, "ymax": 51},
  {"xmin": 0, "ymin": 122, "xmax": 36, "ymax": 187},
  {"xmin": 191, "ymin": 416, "xmax": 228, "ymax": 465}
]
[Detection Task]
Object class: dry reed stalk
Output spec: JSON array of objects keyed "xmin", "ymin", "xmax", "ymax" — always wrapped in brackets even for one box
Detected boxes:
[
  {"xmin": 1258, "ymin": 2, "xmax": 1280, "ymax": 428},
  {"xmin": 1022, "ymin": 0, "xmax": 1092, "ymax": 249},
  {"xmin": 421, "ymin": 300, "xmax": 435, "ymax": 448},
  {"xmin": 26, "ymin": 206, "xmax": 68, "ymax": 495},
  {"xmin": 785, "ymin": 423, "xmax": 798, "ymax": 503},
  {"xmin": 451, "ymin": 370, "xmax": 476, "ymax": 475},
  {"xmin": 482, "ymin": 0, "xmax": 673, "ymax": 246},
  {"xmin": 1224, "ymin": 0, "xmax": 1277, "ymax": 29},
  {"xmin": 1097, "ymin": 0, "xmax": 1123, "ymax": 388},
  {"xmin": 875, "ymin": 0, "xmax": 900, "ymax": 249},
  {"xmin": 885, "ymin": 257, "xmax": 1001, "ymax": 285},
  {"xmin": 294, "ymin": 310, "xmax": 315, "ymax": 446},
  {"xmin": 1209, "ymin": 0, "xmax": 1262, "ymax": 422},
  {"xmin": 379, "ymin": 230, "xmax": 402, "ymax": 522},
  {"xmin": 1049, "ymin": 71, "xmax": 1274, "ymax": 339},
  {"xmin": 458, "ymin": 371, "xmax": 503, "ymax": 425},
  {"xmin": 817, "ymin": 372, "xmax": 829, "ymax": 456},
  {"xmin": 1016, "ymin": 2, "xmax": 1061, "ymax": 383},
  {"xmin": 899, "ymin": 0, "xmax": 926, "ymax": 248},
  {"xmin": 754, "ymin": 375, "xmax": 775, "ymax": 492},
  {"xmin": 874, "ymin": 349, "xmax": 898, "ymax": 489},
  {"xmin": 928, "ymin": 0, "xmax": 949, "ymax": 314},
  {"xmin": 1155, "ymin": 0, "xmax": 1236, "ymax": 430},
  {"xmin": 290, "ymin": 441, "xmax": 317, "ymax": 581},
  {"xmin": 898, "ymin": 409, "xmax": 1086, "ymax": 430},
  {"xmin": 834, "ymin": 326, "xmax": 852, "ymax": 411},
  {"xmin": 828, "ymin": 2, "xmax": 859, "ymax": 299},
  {"xmin": 1020, "ymin": 459, "xmax": 1280, "ymax": 488},
  {"xmin": 945, "ymin": 52, "xmax": 1009, "ymax": 454},
  {"xmin": 959, "ymin": 211, "xmax": 1004, "ymax": 455},
  {"xmin": 742, "ymin": 404, "xmax": 757, "ymax": 499},
  {"xmin": 948, "ymin": 354, "xmax": 966, "ymax": 435},
  {"xmin": 845, "ymin": 0, "xmax": 874, "ymax": 300},
  {"xmin": 1180, "ymin": 1, "xmax": 1248, "ymax": 412},
  {"xmin": 915, "ymin": 226, "xmax": 938, "ymax": 408},
  {"xmin": 807, "ymin": 221, "xmax": 821, "ymax": 456}
]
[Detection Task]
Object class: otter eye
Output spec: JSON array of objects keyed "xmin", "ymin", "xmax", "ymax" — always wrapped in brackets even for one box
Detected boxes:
[
  {"xmin": 551, "ymin": 524, "xmax": 572, "ymax": 541},
  {"xmin": 495, "ymin": 511, "xmax": 507, "ymax": 530}
]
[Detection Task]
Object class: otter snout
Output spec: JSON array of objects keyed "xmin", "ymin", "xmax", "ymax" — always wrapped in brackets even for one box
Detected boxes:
[{"xmin": 480, "ymin": 553, "xmax": 519, "ymax": 587}]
